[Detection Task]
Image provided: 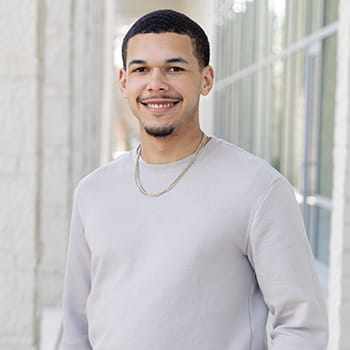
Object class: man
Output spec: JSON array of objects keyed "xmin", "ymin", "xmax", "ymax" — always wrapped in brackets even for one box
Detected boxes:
[{"xmin": 61, "ymin": 9, "xmax": 328, "ymax": 349}]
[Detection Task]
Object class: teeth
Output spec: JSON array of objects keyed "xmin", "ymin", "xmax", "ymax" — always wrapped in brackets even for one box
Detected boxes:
[{"xmin": 147, "ymin": 103, "xmax": 174, "ymax": 109}]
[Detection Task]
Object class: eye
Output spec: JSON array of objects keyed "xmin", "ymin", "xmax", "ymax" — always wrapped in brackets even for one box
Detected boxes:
[
  {"xmin": 132, "ymin": 67, "xmax": 148, "ymax": 73},
  {"xmin": 168, "ymin": 66, "xmax": 184, "ymax": 72}
]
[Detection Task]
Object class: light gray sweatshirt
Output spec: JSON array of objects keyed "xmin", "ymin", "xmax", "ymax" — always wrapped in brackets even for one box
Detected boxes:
[{"xmin": 61, "ymin": 137, "xmax": 328, "ymax": 349}]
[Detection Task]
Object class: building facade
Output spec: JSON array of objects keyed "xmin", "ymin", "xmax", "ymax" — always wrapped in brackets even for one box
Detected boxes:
[{"xmin": 213, "ymin": 0, "xmax": 349, "ymax": 348}]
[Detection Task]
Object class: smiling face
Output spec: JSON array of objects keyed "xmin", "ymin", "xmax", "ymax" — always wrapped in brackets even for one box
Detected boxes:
[{"xmin": 119, "ymin": 32, "xmax": 214, "ymax": 138}]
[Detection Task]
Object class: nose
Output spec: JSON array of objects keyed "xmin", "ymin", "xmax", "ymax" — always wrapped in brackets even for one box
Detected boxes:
[{"xmin": 146, "ymin": 69, "xmax": 169, "ymax": 92}]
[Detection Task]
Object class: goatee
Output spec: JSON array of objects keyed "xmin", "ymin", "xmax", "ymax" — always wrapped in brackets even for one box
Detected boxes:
[{"xmin": 144, "ymin": 126, "xmax": 175, "ymax": 138}]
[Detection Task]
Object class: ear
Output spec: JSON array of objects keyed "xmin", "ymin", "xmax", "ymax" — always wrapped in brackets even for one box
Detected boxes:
[
  {"xmin": 200, "ymin": 65, "xmax": 214, "ymax": 96},
  {"xmin": 119, "ymin": 68, "xmax": 128, "ymax": 98}
]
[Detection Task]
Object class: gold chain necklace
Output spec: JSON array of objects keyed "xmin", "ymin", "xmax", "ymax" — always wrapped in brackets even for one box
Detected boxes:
[{"xmin": 135, "ymin": 133, "xmax": 208, "ymax": 197}]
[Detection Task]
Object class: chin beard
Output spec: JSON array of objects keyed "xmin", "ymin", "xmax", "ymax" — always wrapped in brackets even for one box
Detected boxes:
[{"xmin": 144, "ymin": 126, "xmax": 175, "ymax": 138}]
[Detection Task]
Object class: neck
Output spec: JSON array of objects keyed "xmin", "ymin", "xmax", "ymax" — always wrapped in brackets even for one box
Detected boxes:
[{"xmin": 139, "ymin": 128, "xmax": 205, "ymax": 164}]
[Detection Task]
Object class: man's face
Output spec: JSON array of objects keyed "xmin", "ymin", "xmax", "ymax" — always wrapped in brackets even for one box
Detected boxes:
[{"xmin": 119, "ymin": 32, "xmax": 213, "ymax": 138}]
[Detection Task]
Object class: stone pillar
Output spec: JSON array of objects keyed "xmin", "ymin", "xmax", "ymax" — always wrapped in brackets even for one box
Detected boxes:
[
  {"xmin": 183, "ymin": 0, "xmax": 215, "ymax": 136},
  {"xmin": 328, "ymin": 0, "xmax": 350, "ymax": 348},
  {"xmin": 70, "ymin": 0, "xmax": 104, "ymax": 183},
  {"xmin": 38, "ymin": 0, "xmax": 105, "ymax": 308},
  {"xmin": 0, "ymin": 0, "xmax": 42, "ymax": 348},
  {"xmin": 38, "ymin": 0, "xmax": 74, "ymax": 308},
  {"xmin": 100, "ymin": 0, "xmax": 117, "ymax": 165},
  {"xmin": 0, "ymin": 0, "xmax": 107, "ymax": 347}
]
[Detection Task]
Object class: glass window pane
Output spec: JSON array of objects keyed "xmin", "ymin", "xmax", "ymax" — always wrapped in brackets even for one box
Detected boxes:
[
  {"xmin": 310, "ymin": 0, "xmax": 322, "ymax": 33},
  {"xmin": 315, "ymin": 207, "xmax": 331, "ymax": 264},
  {"xmin": 319, "ymin": 34, "xmax": 337, "ymax": 197},
  {"xmin": 324, "ymin": 0, "xmax": 339, "ymax": 25},
  {"xmin": 213, "ymin": 0, "xmax": 338, "ymax": 269}
]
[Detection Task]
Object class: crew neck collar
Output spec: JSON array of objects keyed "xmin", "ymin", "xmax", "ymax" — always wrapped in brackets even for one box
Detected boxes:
[{"xmin": 132, "ymin": 136, "xmax": 217, "ymax": 169}]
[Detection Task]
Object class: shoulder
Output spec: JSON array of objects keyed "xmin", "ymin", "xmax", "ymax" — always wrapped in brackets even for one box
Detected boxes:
[
  {"xmin": 207, "ymin": 137, "xmax": 283, "ymax": 190},
  {"xmin": 74, "ymin": 150, "xmax": 133, "ymax": 199}
]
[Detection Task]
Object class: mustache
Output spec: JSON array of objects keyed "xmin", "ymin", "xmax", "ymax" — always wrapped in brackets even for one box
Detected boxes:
[{"xmin": 137, "ymin": 95, "xmax": 183, "ymax": 103}]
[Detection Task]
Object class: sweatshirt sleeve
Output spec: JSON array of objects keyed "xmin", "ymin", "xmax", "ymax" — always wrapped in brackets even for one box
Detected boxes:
[
  {"xmin": 246, "ymin": 176, "xmax": 328, "ymax": 349},
  {"xmin": 61, "ymin": 187, "xmax": 92, "ymax": 349}
]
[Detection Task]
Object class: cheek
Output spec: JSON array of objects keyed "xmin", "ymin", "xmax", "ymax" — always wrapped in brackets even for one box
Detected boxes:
[
  {"xmin": 126, "ymin": 77, "xmax": 144, "ymax": 94},
  {"xmin": 177, "ymin": 75, "xmax": 200, "ymax": 90}
]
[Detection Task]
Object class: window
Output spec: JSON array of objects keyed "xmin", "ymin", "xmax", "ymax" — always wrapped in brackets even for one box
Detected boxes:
[{"xmin": 214, "ymin": 0, "xmax": 338, "ymax": 266}]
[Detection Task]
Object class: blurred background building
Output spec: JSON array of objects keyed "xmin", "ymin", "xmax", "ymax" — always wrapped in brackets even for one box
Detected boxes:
[{"xmin": 0, "ymin": 0, "xmax": 349, "ymax": 349}]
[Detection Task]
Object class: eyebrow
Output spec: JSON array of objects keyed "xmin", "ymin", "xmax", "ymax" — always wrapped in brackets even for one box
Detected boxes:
[
  {"xmin": 165, "ymin": 57, "xmax": 189, "ymax": 64},
  {"xmin": 128, "ymin": 59, "xmax": 147, "ymax": 67},
  {"xmin": 127, "ymin": 57, "xmax": 190, "ymax": 68}
]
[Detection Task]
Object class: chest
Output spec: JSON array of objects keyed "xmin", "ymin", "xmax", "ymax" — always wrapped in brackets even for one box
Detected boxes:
[{"xmin": 84, "ymin": 184, "xmax": 250, "ymax": 272}]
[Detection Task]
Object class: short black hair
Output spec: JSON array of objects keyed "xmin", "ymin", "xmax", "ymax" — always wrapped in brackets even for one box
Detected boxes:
[{"xmin": 122, "ymin": 9, "xmax": 210, "ymax": 70}]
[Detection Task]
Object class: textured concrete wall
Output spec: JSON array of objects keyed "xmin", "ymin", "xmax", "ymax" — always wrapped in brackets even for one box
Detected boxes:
[
  {"xmin": 38, "ymin": 0, "xmax": 105, "ymax": 308},
  {"xmin": 38, "ymin": 0, "xmax": 73, "ymax": 308},
  {"xmin": 100, "ymin": 0, "xmax": 116, "ymax": 165},
  {"xmin": 328, "ymin": 0, "xmax": 350, "ymax": 348},
  {"xmin": 0, "ymin": 0, "xmax": 106, "ymax": 347},
  {"xmin": 70, "ymin": 0, "xmax": 103, "ymax": 180},
  {"xmin": 183, "ymin": 0, "xmax": 215, "ymax": 136},
  {"xmin": 0, "ymin": 0, "xmax": 42, "ymax": 348}
]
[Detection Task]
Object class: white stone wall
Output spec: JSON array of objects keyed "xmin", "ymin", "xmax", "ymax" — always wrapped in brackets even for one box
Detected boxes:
[
  {"xmin": 328, "ymin": 0, "xmax": 350, "ymax": 348},
  {"xmin": 0, "ymin": 0, "xmax": 41, "ymax": 348},
  {"xmin": 0, "ymin": 0, "xmax": 107, "ymax": 347},
  {"xmin": 38, "ymin": 0, "xmax": 105, "ymax": 308},
  {"xmin": 38, "ymin": 0, "xmax": 73, "ymax": 308},
  {"xmin": 183, "ymin": 0, "xmax": 216, "ymax": 136},
  {"xmin": 70, "ymin": 0, "xmax": 104, "ymax": 179},
  {"xmin": 100, "ymin": 0, "xmax": 117, "ymax": 165}
]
